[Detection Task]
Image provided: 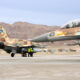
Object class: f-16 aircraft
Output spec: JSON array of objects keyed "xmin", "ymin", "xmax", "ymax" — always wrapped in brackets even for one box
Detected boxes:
[
  {"xmin": 0, "ymin": 25, "xmax": 45, "ymax": 57},
  {"xmin": 0, "ymin": 20, "xmax": 80, "ymax": 57},
  {"xmin": 30, "ymin": 20, "xmax": 80, "ymax": 43}
]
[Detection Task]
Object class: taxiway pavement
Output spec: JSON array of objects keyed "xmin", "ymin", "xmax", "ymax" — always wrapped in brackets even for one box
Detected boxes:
[{"xmin": 0, "ymin": 55, "xmax": 80, "ymax": 80}]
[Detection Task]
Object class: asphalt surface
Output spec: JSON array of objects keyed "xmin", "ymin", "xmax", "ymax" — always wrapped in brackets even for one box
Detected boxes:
[{"xmin": 0, "ymin": 55, "xmax": 80, "ymax": 80}]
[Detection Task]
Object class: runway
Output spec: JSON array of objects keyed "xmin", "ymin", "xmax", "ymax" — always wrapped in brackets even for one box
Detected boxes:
[
  {"xmin": 0, "ymin": 55, "xmax": 80, "ymax": 80},
  {"xmin": 0, "ymin": 55, "xmax": 80, "ymax": 64}
]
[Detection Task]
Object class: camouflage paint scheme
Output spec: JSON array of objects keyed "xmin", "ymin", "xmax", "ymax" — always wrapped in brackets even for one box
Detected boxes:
[
  {"xmin": 31, "ymin": 20, "xmax": 80, "ymax": 42},
  {"xmin": 0, "ymin": 25, "xmax": 32, "ymax": 47},
  {"xmin": 51, "ymin": 27, "xmax": 80, "ymax": 37}
]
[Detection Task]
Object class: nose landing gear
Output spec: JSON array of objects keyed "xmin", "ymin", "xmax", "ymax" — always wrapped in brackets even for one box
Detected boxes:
[{"xmin": 11, "ymin": 53, "xmax": 15, "ymax": 57}]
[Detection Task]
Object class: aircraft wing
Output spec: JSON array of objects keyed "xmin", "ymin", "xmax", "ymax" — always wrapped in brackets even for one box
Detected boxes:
[{"xmin": 30, "ymin": 32, "xmax": 80, "ymax": 42}]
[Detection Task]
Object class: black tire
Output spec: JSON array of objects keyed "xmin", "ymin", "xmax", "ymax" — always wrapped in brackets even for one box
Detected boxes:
[{"xmin": 11, "ymin": 53, "xmax": 15, "ymax": 57}]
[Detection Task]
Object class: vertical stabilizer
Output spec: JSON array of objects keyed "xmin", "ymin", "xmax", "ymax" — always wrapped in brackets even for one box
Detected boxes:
[{"xmin": 0, "ymin": 25, "xmax": 9, "ymax": 42}]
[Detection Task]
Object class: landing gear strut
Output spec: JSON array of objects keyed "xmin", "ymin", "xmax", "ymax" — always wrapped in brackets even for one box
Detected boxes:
[{"xmin": 22, "ymin": 53, "xmax": 27, "ymax": 57}]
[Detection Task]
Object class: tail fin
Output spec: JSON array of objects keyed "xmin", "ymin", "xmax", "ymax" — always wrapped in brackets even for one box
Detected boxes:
[{"xmin": 0, "ymin": 25, "xmax": 9, "ymax": 42}]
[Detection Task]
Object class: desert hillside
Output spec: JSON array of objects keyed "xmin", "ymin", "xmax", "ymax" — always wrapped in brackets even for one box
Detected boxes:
[{"xmin": 0, "ymin": 22, "xmax": 60, "ymax": 39}]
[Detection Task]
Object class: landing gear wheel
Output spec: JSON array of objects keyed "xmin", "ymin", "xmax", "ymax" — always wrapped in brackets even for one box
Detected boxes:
[
  {"xmin": 22, "ymin": 53, "xmax": 27, "ymax": 57},
  {"xmin": 11, "ymin": 53, "xmax": 15, "ymax": 57}
]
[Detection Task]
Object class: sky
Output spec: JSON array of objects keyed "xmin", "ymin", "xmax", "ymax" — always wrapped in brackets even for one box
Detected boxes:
[{"xmin": 0, "ymin": 0, "xmax": 80, "ymax": 26}]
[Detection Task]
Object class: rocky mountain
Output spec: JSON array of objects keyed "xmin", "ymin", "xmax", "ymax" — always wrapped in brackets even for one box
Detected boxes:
[{"xmin": 0, "ymin": 22, "xmax": 60, "ymax": 39}]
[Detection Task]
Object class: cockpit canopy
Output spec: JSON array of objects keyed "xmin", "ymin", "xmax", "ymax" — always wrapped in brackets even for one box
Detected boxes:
[{"xmin": 62, "ymin": 20, "xmax": 80, "ymax": 28}]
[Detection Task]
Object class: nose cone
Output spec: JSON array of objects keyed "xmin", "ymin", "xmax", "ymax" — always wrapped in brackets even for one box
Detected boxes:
[
  {"xmin": 30, "ymin": 32, "xmax": 55, "ymax": 42},
  {"xmin": 30, "ymin": 33, "xmax": 49, "ymax": 42}
]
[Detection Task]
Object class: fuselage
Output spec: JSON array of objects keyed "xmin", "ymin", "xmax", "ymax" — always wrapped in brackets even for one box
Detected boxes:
[{"xmin": 30, "ymin": 26, "xmax": 80, "ymax": 42}]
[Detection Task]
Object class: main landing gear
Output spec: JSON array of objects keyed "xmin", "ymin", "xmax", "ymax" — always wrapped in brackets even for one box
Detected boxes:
[
  {"xmin": 11, "ymin": 53, "xmax": 15, "ymax": 57},
  {"xmin": 21, "ymin": 53, "xmax": 33, "ymax": 57}
]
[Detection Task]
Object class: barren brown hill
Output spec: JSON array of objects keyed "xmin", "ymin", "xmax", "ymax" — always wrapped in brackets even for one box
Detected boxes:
[{"xmin": 0, "ymin": 22, "xmax": 60, "ymax": 39}]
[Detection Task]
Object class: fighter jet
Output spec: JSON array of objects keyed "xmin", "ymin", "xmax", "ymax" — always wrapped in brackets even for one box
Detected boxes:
[
  {"xmin": 30, "ymin": 20, "xmax": 80, "ymax": 43},
  {"xmin": 0, "ymin": 25, "xmax": 44, "ymax": 57}
]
